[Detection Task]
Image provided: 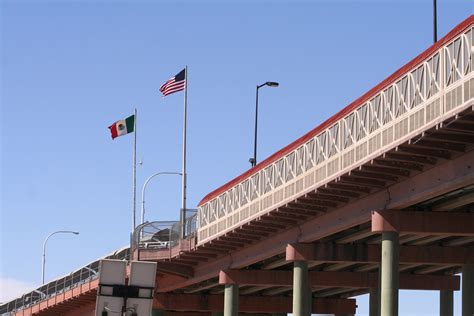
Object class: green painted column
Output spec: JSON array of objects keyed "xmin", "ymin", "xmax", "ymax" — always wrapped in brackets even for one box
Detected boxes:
[
  {"xmin": 380, "ymin": 232, "xmax": 399, "ymax": 316},
  {"xmin": 370, "ymin": 286, "xmax": 379, "ymax": 316},
  {"xmin": 462, "ymin": 264, "xmax": 474, "ymax": 316},
  {"xmin": 152, "ymin": 310, "xmax": 165, "ymax": 316},
  {"xmin": 272, "ymin": 313, "xmax": 287, "ymax": 316},
  {"xmin": 439, "ymin": 290, "xmax": 453, "ymax": 316},
  {"xmin": 224, "ymin": 284, "xmax": 239, "ymax": 316},
  {"xmin": 378, "ymin": 265, "xmax": 382, "ymax": 316},
  {"xmin": 212, "ymin": 313, "xmax": 224, "ymax": 316},
  {"xmin": 292, "ymin": 260, "xmax": 311, "ymax": 316}
]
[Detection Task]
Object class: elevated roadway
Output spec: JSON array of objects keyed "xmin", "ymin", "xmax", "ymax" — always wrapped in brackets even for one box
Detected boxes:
[{"xmin": 3, "ymin": 14, "xmax": 474, "ymax": 316}]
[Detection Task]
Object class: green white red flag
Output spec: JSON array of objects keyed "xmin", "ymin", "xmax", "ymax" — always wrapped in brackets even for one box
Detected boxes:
[{"xmin": 108, "ymin": 115, "xmax": 135, "ymax": 139}]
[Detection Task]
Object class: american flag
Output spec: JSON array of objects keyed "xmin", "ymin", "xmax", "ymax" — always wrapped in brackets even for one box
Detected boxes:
[{"xmin": 160, "ymin": 68, "xmax": 186, "ymax": 96}]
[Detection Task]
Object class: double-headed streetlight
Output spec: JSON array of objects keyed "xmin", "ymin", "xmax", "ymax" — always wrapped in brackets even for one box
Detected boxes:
[
  {"xmin": 249, "ymin": 81, "xmax": 279, "ymax": 167},
  {"xmin": 140, "ymin": 172, "xmax": 182, "ymax": 226},
  {"xmin": 42, "ymin": 230, "xmax": 79, "ymax": 284}
]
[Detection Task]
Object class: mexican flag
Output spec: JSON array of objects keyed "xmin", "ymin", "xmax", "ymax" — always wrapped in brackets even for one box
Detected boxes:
[{"xmin": 108, "ymin": 115, "xmax": 135, "ymax": 139}]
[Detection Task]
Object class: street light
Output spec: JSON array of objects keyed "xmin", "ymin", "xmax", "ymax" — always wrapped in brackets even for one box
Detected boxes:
[
  {"xmin": 42, "ymin": 230, "xmax": 79, "ymax": 284},
  {"xmin": 140, "ymin": 172, "xmax": 182, "ymax": 226},
  {"xmin": 250, "ymin": 81, "xmax": 279, "ymax": 167}
]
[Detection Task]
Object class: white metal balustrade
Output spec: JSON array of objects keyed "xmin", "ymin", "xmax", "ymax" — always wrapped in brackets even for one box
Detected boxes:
[{"xmin": 197, "ymin": 23, "xmax": 474, "ymax": 245}]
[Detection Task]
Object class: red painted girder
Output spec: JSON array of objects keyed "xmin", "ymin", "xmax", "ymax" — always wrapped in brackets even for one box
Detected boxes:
[
  {"xmin": 400, "ymin": 145, "xmax": 453, "ymax": 159},
  {"xmin": 411, "ymin": 139, "xmax": 466, "ymax": 152},
  {"xmin": 385, "ymin": 152, "xmax": 437, "ymax": 165},
  {"xmin": 327, "ymin": 182, "xmax": 372, "ymax": 193},
  {"xmin": 373, "ymin": 159, "xmax": 424, "ymax": 171},
  {"xmin": 219, "ymin": 270, "xmax": 460, "ymax": 290},
  {"xmin": 164, "ymin": 312, "xmax": 211, "ymax": 316},
  {"xmin": 296, "ymin": 198, "xmax": 339, "ymax": 208},
  {"xmin": 316, "ymin": 187, "xmax": 361, "ymax": 198},
  {"xmin": 155, "ymin": 261, "xmax": 194, "ymax": 278},
  {"xmin": 279, "ymin": 206, "xmax": 323, "ymax": 216},
  {"xmin": 349, "ymin": 170, "xmax": 399, "ymax": 182},
  {"xmin": 154, "ymin": 293, "xmax": 356, "ymax": 314},
  {"xmin": 156, "ymin": 152, "xmax": 474, "ymax": 292},
  {"xmin": 306, "ymin": 192, "xmax": 351, "ymax": 203},
  {"xmin": 361, "ymin": 165, "xmax": 410, "ymax": 177},
  {"xmin": 339, "ymin": 176, "xmax": 386, "ymax": 188},
  {"xmin": 427, "ymin": 132, "xmax": 474, "ymax": 144},
  {"xmin": 259, "ymin": 215, "xmax": 298, "ymax": 226},
  {"xmin": 286, "ymin": 243, "xmax": 474, "ymax": 265},
  {"xmin": 372, "ymin": 210, "xmax": 474, "ymax": 236}
]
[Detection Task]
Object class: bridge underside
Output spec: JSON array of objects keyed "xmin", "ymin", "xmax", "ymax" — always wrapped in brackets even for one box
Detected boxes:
[
  {"xmin": 17, "ymin": 106, "xmax": 474, "ymax": 316},
  {"xmin": 8, "ymin": 17, "xmax": 474, "ymax": 316},
  {"xmin": 138, "ymin": 106, "xmax": 474, "ymax": 315}
]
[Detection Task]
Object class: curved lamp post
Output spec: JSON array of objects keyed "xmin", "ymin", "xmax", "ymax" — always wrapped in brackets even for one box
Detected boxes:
[
  {"xmin": 250, "ymin": 81, "xmax": 279, "ymax": 167},
  {"xmin": 42, "ymin": 230, "xmax": 79, "ymax": 284},
  {"xmin": 140, "ymin": 172, "xmax": 182, "ymax": 226}
]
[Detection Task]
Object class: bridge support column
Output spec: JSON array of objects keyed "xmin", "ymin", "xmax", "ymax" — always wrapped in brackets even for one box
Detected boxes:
[
  {"xmin": 462, "ymin": 264, "xmax": 474, "ymax": 316},
  {"xmin": 292, "ymin": 260, "xmax": 311, "ymax": 316},
  {"xmin": 370, "ymin": 285, "xmax": 379, "ymax": 316},
  {"xmin": 380, "ymin": 232, "xmax": 399, "ymax": 316},
  {"xmin": 224, "ymin": 284, "xmax": 238, "ymax": 316},
  {"xmin": 439, "ymin": 290, "xmax": 453, "ymax": 316}
]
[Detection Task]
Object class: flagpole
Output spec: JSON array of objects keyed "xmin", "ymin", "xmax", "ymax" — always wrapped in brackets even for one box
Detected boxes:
[
  {"xmin": 132, "ymin": 108, "xmax": 137, "ymax": 235},
  {"xmin": 180, "ymin": 66, "xmax": 188, "ymax": 239}
]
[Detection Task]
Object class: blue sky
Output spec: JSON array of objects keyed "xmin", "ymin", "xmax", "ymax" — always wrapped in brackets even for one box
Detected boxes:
[{"xmin": 0, "ymin": 1, "xmax": 472, "ymax": 314}]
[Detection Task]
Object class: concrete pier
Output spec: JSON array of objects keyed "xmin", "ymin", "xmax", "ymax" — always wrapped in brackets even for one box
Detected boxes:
[
  {"xmin": 380, "ymin": 232, "xmax": 399, "ymax": 316},
  {"xmin": 292, "ymin": 261, "xmax": 311, "ymax": 316}
]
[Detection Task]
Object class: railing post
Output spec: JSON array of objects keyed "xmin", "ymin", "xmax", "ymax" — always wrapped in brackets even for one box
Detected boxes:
[{"xmin": 440, "ymin": 39, "xmax": 446, "ymax": 115}]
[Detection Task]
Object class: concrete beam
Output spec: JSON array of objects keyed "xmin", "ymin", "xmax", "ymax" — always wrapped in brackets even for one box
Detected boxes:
[
  {"xmin": 372, "ymin": 210, "xmax": 474, "ymax": 236},
  {"xmin": 218, "ymin": 270, "xmax": 460, "ymax": 290},
  {"xmin": 153, "ymin": 293, "xmax": 356, "ymax": 314},
  {"xmin": 286, "ymin": 243, "xmax": 474, "ymax": 265}
]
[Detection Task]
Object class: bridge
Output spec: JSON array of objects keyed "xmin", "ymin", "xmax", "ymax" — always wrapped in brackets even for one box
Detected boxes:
[{"xmin": 2, "ymin": 14, "xmax": 473, "ymax": 316}]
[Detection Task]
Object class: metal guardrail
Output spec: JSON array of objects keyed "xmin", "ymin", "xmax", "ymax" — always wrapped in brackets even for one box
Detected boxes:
[
  {"xmin": 1, "ymin": 213, "xmax": 197, "ymax": 316},
  {"xmin": 197, "ymin": 22, "xmax": 473, "ymax": 244},
  {"xmin": 132, "ymin": 211, "xmax": 197, "ymax": 255},
  {"xmin": 0, "ymin": 247, "xmax": 129, "ymax": 316}
]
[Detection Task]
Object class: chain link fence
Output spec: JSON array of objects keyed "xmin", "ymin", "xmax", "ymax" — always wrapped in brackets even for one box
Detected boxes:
[{"xmin": 132, "ymin": 210, "xmax": 197, "ymax": 255}]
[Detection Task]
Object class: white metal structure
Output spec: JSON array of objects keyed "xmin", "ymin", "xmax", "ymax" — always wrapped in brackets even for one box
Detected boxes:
[
  {"xmin": 127, "ymin": 261, "xmax": 157, "ymax": 316},
  {"xmin": 197, "ymin": 22, "xmax": 473, "ymax": 244},
  {"xmin": 95, "ymin": 260, "xmax": 127, "ymax": 316}
]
